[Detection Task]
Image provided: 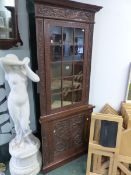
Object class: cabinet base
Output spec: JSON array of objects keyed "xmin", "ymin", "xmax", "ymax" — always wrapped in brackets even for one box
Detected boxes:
[{"xmin": 42, "ymin": 148, "xmax": 87, "ymax": 173}]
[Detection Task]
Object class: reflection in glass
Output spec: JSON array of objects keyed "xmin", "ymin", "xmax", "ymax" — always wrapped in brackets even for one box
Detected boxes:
[
  {"xmin": 51, "ymin": 94, "xmax": 62, "ymax": 109},
  {"xmin": 63, "ymin": 91, "xmax": 72, "ymax": 106},
  {"xmin": 73, "ymin": 90, "xmax": 82, "ymax": 103},
  {"xmin": 63, "ymin": 27, "xmax": 73, "ymax": 60},
  {"xmin": 63, "ymin": 77, "xmax": 73, "ymax": 92},
  {"xmin": 73, "ymin": 75, "xmax": 83, "ymax": 90},
  {"xmin": 51, "ymin": 62, "xmax": 61, "ymax": 78},
  {"xmin": 51, "ymin": 45, "xmax": 62, "ymax": 61},
  {"xmin": 51, "ymin": 79, "xmax": 61, "ymax": 94},
  {"xmin": 63, "ymin": 62, "xmax": 73, "ymax": 77},
  {"xmin": 74, "ymin": 61, "xmax": 83, "ymax": 75},
  {"xmin": 0, "ymin": 0, "xmax": 15, "ymax": 39},
  {"xmin": 74, "ymin": 28, "xmax": 84, "ymax": 60},
  {"xmin": 50, "ymin": 26, "xmax": 62, "ymax": 44}
]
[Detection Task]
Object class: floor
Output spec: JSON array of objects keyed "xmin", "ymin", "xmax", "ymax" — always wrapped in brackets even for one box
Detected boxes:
[{"xmin": 4, "ymin": 155, "xmax": 87, "ymax": 175}]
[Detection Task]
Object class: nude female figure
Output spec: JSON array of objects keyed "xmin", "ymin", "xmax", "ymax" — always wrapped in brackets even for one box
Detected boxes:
[{"xmin": 0, "ymin": 54, "xmax": 40, "ymax": 143}]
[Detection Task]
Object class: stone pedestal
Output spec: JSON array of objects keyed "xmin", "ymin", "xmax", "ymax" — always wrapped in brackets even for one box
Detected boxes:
[{"xmin": 9, "ymin": 134, "xmax": 42, "ymax": 175}]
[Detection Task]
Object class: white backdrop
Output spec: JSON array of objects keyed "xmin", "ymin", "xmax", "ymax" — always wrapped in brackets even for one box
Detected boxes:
[{"xmin": 74, "ymin": 0, "xmax": 131, "ymax": 111}]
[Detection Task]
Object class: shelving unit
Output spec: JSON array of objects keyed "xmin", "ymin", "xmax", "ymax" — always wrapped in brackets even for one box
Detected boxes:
[
  {"xmin": 0, "ymin": 26, "xmax": 12, "ymax": 39},
  {"xmin": 34, "ymin": 0, "xmax": 102, "ymax": 172}
]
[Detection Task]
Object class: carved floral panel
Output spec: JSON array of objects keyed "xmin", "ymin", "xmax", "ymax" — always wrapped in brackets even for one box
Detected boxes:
[
  {"xmin": 53, "ymin": 119, "xmax": 70, "ymax": 155},
  {"xmin": 53, "ymin": 114, "xmax": 85, "ymax": 156},
  {"xmin": 35, "ymin": 4, "xmax": 94, "ymax": 23},
  {"xmin": 71, "ymin": 115, "xmax": 85, "ymax": 146}
]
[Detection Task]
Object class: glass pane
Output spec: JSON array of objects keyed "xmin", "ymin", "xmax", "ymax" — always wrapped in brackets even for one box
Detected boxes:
[
  {"xmin": 74, "ymin": 61, "xmax": 83, "ymax": 75},
  {"xmin": 51, "ymin": 94, "xmax": 61, "ymax": 109},
  {"xmin": 51, "ymin": 79, "xmax": 61, "ymax": 93},
  {"xmin": 74, "ymin": 28, "xmax": 84, "ymax": 60},
  {"xmin": 73, "ymin": 90, "xmax": 82, "ymax": 103},
  {"xmin": 73, "ymin": 75, "xmax": 83, "ymax": 90},
  {"xmin": 63, "ymin": 77, "xmax": 73, "ymax": 92},
  {"xmin": 63, "ymin": 62, "xmax": 73, "ymax": 77},
  {"xmin": 63, "ymin": 91, "xmax": 72, "ymax": 106},
  {"xmin": 63, "ymin": 28, "xmax": 74, "ymax": 61},
  {"xmin": 100, "ymin": 121, "xmax": 118, "ymax": 147},
  {"xmin": 51, "ymin": 62, "xmax": 61, "ymax": 78},
  {"xmin": 51, "ymin": 45, "xmax": 62, "ymax": 61},
  {"xmin": 50, "ymin": 26, "xmax": 62, "ymax": 44}
]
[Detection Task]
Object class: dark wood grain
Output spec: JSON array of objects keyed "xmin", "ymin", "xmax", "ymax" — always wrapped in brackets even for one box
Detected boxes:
[
  {"xmin": 35, "ymin": 18, "xmax": 47, "ymax": 116},
  {"xmin": 34, "ymin": 0, "xmax": 102, "ymax": 172},
  {"xmin": 35, "ymin": 4, "xmax": 95, "ymax": 23},
  {"xmin": 41, "ymin": 106, "xmax": 93, "ymax": 171},
  {"xmin": 34, "ymin": 0, "xmax": 102, "ymax": 13},
  {"xmin": 40, "ymin": 104, "xmax": 94, "ymax": 123}
]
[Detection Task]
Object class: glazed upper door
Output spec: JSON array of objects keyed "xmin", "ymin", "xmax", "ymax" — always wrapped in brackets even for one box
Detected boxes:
[{"xmin": 44, "ymin": 19, "xmax": 89, "ymax": 113}]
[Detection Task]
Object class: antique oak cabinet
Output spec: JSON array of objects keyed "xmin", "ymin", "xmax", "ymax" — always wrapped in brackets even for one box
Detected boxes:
[{"xmin": 34, "ymin": 0, "xmax": 102, "ymax": 172}]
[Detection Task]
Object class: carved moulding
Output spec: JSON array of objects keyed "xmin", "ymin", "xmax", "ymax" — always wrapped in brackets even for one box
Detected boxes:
[
  {"xmin": 35, "ymin": 18, "xmax": 46, "ymax": 115},
  {"xmin": 53, "ymin": 115, "xmax": 85, "ymax": 155},
  {"xmin": 35, "ymin": 4, "xmax": 94, "ymax": 23}
]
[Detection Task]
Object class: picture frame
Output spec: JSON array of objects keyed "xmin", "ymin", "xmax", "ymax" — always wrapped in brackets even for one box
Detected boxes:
[{"xmin": 126, "ymin": 62, "xmax": 131, "ymax": 102}]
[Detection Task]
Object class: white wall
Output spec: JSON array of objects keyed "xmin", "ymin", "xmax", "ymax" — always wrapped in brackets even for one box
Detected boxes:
[
  {"xmin": 0, "ymin": 0, "xmax": 36, "ymax": 145},
  {"xmin": 74, "ymin": 0, "xmax": 131, "ymax": 111}
]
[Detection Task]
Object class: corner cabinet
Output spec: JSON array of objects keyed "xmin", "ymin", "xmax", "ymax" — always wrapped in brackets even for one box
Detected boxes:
[{"xmin": 34, "ymin": 0, "xmax": 102, "ymax": 172}]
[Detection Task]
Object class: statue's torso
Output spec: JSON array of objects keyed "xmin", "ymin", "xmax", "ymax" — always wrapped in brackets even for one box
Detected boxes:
[{"xmin": 6, "ymin": 71, "xmax": 29, "ymax": 106}]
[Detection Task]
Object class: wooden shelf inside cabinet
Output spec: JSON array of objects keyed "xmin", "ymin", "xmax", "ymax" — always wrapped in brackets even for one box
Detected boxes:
[
  {"xmin": 0, "ymin": 27, "xmax": 12, "ymax": 31},
  {"xmin": 33, "ymin": 0, "xmax": 102, "ymax": 172}
]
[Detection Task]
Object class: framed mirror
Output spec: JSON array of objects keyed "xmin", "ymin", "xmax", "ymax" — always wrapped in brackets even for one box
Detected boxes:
[{"xmin": 0, "ymin": 0, "xmax": 23, "ymax": 49}]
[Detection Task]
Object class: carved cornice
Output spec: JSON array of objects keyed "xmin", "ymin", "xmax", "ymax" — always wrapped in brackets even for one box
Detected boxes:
[
  {"xmin": 35, "ymin": 4, "xmax": 94, "ymax": 23},
  {"xmin": 34, "ymin": 0, "xmax": 102, "ymax": 13}
]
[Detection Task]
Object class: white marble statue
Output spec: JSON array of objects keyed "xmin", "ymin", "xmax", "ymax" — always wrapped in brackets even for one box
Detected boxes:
[{"xmin": 0, "ymin": 54, "xmax": 42, "ymax": 175}]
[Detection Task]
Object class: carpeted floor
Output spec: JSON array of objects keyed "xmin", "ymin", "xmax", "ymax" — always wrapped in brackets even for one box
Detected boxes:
[{"xmin": 4, "ymin": 155, "xmax": 87, "ymax": 175}]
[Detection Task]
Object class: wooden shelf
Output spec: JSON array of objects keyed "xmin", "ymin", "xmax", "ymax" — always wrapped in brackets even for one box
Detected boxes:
[{"xmin": 0, "ymin": 27, "xmax": 12, "ymax": 31}]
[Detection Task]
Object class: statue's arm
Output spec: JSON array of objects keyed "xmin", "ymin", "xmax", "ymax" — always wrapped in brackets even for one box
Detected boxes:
[
  {"xmin": 23, "ymin": 57, "xmax": 40, "ymax": 82},
  {"xmin": 0, "ymin": 56, "xmax": 24, "ymax": 73},
  {"xmin": 0, "ymin": 57, "xmax": 24, "ymax": 66}
]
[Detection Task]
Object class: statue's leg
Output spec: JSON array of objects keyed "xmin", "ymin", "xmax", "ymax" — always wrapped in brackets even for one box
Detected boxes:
[
  {"xmin": 20, "ymin": 100, "xmax": 31, "ymax": 137},
  {"xmin": 8, "ymin": 102, "xmax": 21, "ymax": 142}
]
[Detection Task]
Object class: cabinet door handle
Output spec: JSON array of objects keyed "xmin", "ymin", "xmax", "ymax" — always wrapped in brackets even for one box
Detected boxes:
[{"xmin": 53, "ymin": 130, "xmax": 56, "ymax": 134}]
